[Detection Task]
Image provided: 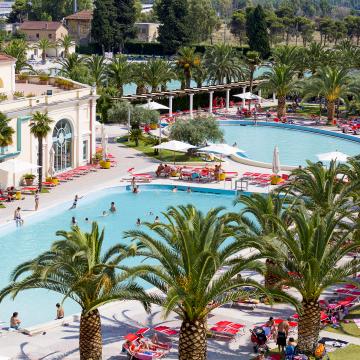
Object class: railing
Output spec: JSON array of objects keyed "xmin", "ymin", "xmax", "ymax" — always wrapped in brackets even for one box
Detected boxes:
[{"xmin": 0, "ymin": 76, "xmax": 93, "ymax": 113}]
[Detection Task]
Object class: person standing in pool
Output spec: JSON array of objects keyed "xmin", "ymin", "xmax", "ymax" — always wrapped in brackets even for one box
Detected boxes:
[
  {"xmin": 71, "ymin": 216, "xmax": 77, "ymax": 226},
  {"xmin": 136, "ymin": 218, "xmax": 141, "ymax": 226},
  {"xmin": 154, "ymin": 216, "xmax": 160, "ymax": 223},
  {"xmin": 109, "ymin": 202, "xmax": 116, "ymax": 213},
  {"xmin": 14, "ymin": 207, "xmax": 23, "ymax": 226}
]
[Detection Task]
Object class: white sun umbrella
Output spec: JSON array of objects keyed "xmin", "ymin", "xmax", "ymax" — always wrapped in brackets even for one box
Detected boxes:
[
  {"xmin": 200, "ymin": 143, "xmax": 245, "ymax": 156},
  {"xmin": 48, "ymin": 147, "xmax": 55, "ymax": 178},
  {"xmin": 317, "ymin": 151, "xmax": 349, "ymax": 163},
  {"xmin": 101, "ymin": 124, "xmax": 108, "ymax": 160},
  {"xmin": 138, "ymin": 101, "xmax": 169, "ymax": 111},
  {"xmin": 0, "ymin": 159, "xmax": 40, "ymax": 187},
  {"xmin": 153, "ymin": 140, "xmax": 196, "ymax": 164},
  {"xmin": 272, "ymin": 145, "xmax": 281, "ymax": 175},
  {"xmin": 233, "ymin": 92, "xmax": 262, "ymax": 101}
]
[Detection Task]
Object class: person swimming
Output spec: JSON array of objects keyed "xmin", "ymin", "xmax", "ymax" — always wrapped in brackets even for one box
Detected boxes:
[
  {"xmin": 154, "ymin": 216, "xmax": 160, "ymax": 223},
  {"xmin": 85, "ymin": 217, "xmax": 89, "ymax": 222},
  {"xmin": 136, "ymin": 218, "xmax": 141, "ymax": 226},
  {"xmin": 187, "ymin": 187, "xmax": 191, "ymax": 193},
  {"xmin": 172, "ymin": 186, "xmax": 177, "ymax": 192},
  {"xmin": 102, "ymin": 211, "xmax": 108, "ymax": 217},
  {"xmin": 71, "ymin": 216, "xmax": 77, "ymax": 225}
]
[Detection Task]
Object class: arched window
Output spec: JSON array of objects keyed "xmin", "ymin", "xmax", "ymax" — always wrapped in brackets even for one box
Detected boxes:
[{"xmin": 52, "ymin": 119, "xmax": 72, "ymax": 172}]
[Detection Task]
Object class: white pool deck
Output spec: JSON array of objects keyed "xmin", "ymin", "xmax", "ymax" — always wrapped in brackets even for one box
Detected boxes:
[{"xmin": 1, "ymin": 124, "xmax": 360, "ymax": 359}]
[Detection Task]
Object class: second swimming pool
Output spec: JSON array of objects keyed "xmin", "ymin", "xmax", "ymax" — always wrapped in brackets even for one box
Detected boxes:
[{"xmin": 220, "ymin": 123, "xmax": 360, "ymax": 166}]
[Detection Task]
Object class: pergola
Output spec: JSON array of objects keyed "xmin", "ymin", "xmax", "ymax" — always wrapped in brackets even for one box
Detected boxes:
[{"xmin": 114, "ymin": 80, "xmax": 274, "ymax": 118}]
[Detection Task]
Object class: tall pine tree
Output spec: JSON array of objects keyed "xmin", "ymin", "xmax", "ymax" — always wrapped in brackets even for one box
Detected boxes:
[
  {"xmin": 113, "ymin": 0, "xmax": 137, "ymax": 52},
  {"xmin": 155, "ymin": 0, "xmax": 191, "ymax": 54},
  {"xmin": 92, "ymin": 0, "xmax": 117, "ymax": 51},
  {"xmin": 246, "ymin": 5, "xmax": 270, "ymax": 59}
]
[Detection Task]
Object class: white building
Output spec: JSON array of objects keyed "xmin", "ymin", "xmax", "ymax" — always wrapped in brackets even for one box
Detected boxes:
[{"xmin": 0, "ymin": 53, "xmax": 97, "ymax": 187}]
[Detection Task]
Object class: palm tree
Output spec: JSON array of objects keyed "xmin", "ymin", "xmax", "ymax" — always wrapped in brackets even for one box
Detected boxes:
[
  {"xmin": 0, "ymin": 223, "xmax": 146, "ymax": 360},
  {"xmin": 259, "ymin": 207, "xmax": 360, "ymax": 353},
  {"xmin": 29, "ymin": 112, "xmax": 53, "ymax": 190},
  {"xmin": 37, "ymin": 39, "xmax": 55, "ymax": 63},
  {"xmin": 131, "ymin": 62, "xmax": 148, "ymax": 95},
  {"xmin": 57, "ymin": 34, "xmax": 73, "ymax": 58},
  {"xmin": 4, "ymin": 39, "xmax": 32, "ymax": 74},
  {"xmin": 85, "ymin": 55, "xmax": 107, "ymax": 87},
  {"xmin": 175, "ymin": 47, "xmax": 201, "ymax": 88},
  {"xmin": 0, "ymin": 112, "xmax": 15, "ymax": 150},
  {"xmin": 192, "ymin": 63, "xmax": 207, "ymax": 88},
  {"xmin": 204, "ymin": 44, "xmax": 243, "ymax": 84},
  {"xmin": 304, "ymin": 42, "xmax": 330, "ymax": 75},
  {"xmin": 142, "ymin": 59, "xmax": 174, "ymax": 92},
  {"xmin": 107, "ymin": 55, "xmax": 133, "ymax": 96},
  {"xmin": 124, "ymin": 205, "xmax": 268, "ymax": 360},
  {"xmin": 57, "ymin": 53, "xmax": 87, "ymax": 82},
  {"xmin": 243, "ymin": 50, "xmax": 261, "ymax": 93},
  {"xmin": 259, "ymin": 64, "xmax": 298, "ymax": 118},
  {"xmin": 302, "ymin": 66, "xmax": 357, "ymax": 124},
  {"xmin": 278, "ymin": 160, "xmax": 359, "ymax": 215},
  {"xmin": 272, "ymin": 45, "xmax": 299, "ymax": 68}
]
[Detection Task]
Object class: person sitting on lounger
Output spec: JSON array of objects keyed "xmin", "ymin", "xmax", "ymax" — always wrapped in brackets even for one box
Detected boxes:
[
  {"xmin": 156, "ymin": 164, "xmax": 164, "ymax": 177},
  {"xmin": 163, "ymin": 164, "xmax": 171, "ymax": 177},
  {"xmin": 10, "ymin": 312, "xmax": 21, "ymax": 330}
]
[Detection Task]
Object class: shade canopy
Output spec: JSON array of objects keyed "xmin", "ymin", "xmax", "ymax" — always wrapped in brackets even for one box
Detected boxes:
[
  {"xmin": 138, "ymin": 101, "xmax": 169, "ymax": 110},
  {"xmin": 200, "ymin": 143, "xmax": 244, "ymax": 156},
  {"xmin": 153, "ymin": 140, "xmax": 195, "ymax": 152},
  {"xmin": 233, "ymin": 92, "xmax": 262, "ymax": 100},
  {"xmin": 317, "ymin": 151, "xmax": 349, "ymax": 162},
  {"xmin": 0, "ymin": 159, "xmax": 40, "ymax": 173},
  {"xmin": 272, "ymin": 145, "xmax": 281, "ymax": 175},
  {"xmin": 0, "ymin": 159, "xmax": 40, "ymax": 187}
]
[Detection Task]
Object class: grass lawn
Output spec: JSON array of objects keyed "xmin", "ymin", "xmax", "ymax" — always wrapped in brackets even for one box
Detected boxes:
[
  {"xmin": 324, "ymin": 306, "xmax": 360, "ymax": 338},
  {"xmin": 122, "ymin": 137, "xmax": 202, "ymax": 163},
  {"xmin": 260, "ymin": 345, "xmax": 360, "ymax": 359}
]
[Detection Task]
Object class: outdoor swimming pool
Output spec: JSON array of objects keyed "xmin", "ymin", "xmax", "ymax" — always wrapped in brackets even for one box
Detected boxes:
[
  {"xmin": 0, "ymin": 187, "xmax": 239, "ymax": 327},
  {"xmin": 221, "ymin": 124, "xmax": 360, "ymax": 166}
]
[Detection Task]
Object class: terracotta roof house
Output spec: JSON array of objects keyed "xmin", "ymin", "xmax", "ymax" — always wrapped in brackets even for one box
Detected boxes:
[
  {"xmin": 65, "ymin": 10, "xmax": 93, "ymax": 45},
  {"xmin": 19, "ymin": 21, "xmax": 68, "ymax": 42}
]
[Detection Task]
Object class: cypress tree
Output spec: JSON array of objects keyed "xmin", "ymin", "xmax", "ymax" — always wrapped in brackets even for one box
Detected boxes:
[
  {"xmin": 155, "ymin": 0, "xmax": 191, "ymax": 54},
  {"xmin": 113, "ymin": 0, "xmax": 137, "ymax": 52},
  {"xmin": 246, "ymin": 5, "xmax": 270, "ymax": 59},
  {"xmin": 91, "ymin": 0, "xmax": 117, "ymax": 52}
]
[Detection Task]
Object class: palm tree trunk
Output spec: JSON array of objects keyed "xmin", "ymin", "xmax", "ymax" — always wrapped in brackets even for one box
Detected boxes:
[
  {"xmin": 264, "ymin": 259, "xmax": 281, "ymax": 290},
  {"xmin": 38, "ymin": 137, "xmax": 43, "ymax": 191},
  {"xmin": 327, "ymin": 100, "xmax": 335, "ymax": 124},
  {"xmin": 179, "ymin": 318, "xmax": 207, "ymax": 360},
  {"xmin": 79, "ymin": 309, "xmax": 102, "ymax": 360},
  {"xmin": 42, "ymin": 50, "xmax": 46, "ymax": 63},
  {"xmin": 277, "ymin": 95, "xmax": 286, "ymax": 118},
  {"xmin": 297, "ymin": 299, "xmax": 321, "ymax": 354}
]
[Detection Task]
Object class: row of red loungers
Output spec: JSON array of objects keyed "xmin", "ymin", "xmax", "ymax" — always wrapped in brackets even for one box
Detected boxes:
[{"xmin": 242, "ymin": 172, "xmax": 290, "ymax": 186}]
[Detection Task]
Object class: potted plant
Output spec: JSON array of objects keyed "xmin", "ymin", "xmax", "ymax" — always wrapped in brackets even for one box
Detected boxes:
[
  {"xmin": 99, "ymin": 158, "xmax": 111, "ymax": 169},
  {"xmin": 13, "ymin": 91, "xmax": 24, "ymax": 99},
  {"xmin": 23, "ymin": 173, "xmax": 36, "ymax": 186},
  {"xmin": 0, "ymin": 93, "xmax": 8, "ymax": 102},
  {"xmin": 17, "ymin": 74, "xmax": 29, "ymax": 83},
  {"xmin": 46, "ymin": 176, "xmax": 59, "ymax": 185},
  {"xmin": 38, "ymin": 74, "xmax": 49, "ymax": 85},
  {"xmin": 92, "ymin": 152, "xmax": 102, "ymax": 164}
]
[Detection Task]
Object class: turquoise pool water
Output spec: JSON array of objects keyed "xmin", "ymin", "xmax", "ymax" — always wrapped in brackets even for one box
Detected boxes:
[
  {"xmin": 221, "ymin": 124, "xmax": 360, "ymax": 166},
  {"xmin": 0, "ymin": 187, "xmax": 238, "ymax": 327}
]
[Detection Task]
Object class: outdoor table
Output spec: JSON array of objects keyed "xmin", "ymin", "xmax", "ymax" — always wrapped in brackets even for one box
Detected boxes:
[{"xmin": 234, "ymin": 178, "xmax": 249, "ymax": 191}]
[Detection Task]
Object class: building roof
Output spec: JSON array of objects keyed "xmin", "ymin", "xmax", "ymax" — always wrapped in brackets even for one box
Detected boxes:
[
  {"xmin": 19, "ymin": 21, "xmax": 63, "ymax": 31},
  {"xmin": 0, "ymin": 53, "xmax": 16, "ymax": 62},
  {"xmin": 65, "ymin": 10, "xmax": 93, "ymax": 21}
]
